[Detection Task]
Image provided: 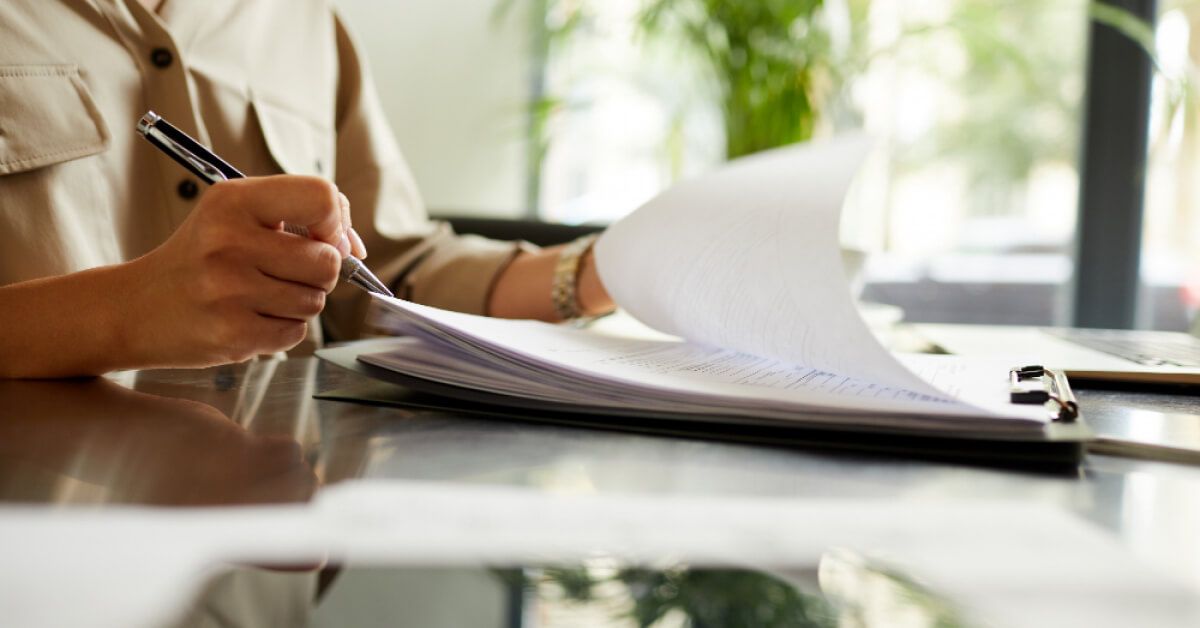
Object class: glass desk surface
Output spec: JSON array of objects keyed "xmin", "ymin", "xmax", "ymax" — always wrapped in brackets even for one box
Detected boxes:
[
  {"xmin": 185, "ymin": 558, "xmax": 972, "ymax": 628},
  {"xmin": 2, "ymin": 355, "xmax": 1200, "ymax": 627}
]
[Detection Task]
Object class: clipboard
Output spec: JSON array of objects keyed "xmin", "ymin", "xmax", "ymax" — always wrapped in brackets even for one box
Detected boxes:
[
  {"xmin": 315, "ymin": 342, "xmax": 1091, "ymax": 469},
  {"xmin": 1009, "ymin": 365, "xmax": 1080, "ymax": 423}
]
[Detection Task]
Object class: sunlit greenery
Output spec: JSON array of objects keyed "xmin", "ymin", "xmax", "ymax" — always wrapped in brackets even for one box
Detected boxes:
[
  {"xmin": 637, "ymin": 0, "xmax": 829, "ymax": 158},
  {"xmin": 901, "ymin": 1, "xmax": 1087, "ymax": 216},
  {"xmin": 496, "ymin": 559, "xmax": 973, "ymax": 628},
  {"xmin": 499, "ymin": 0, "xmax": 857, "ymax": 160},
  {"xmin": 500, "ymin": 0, "xmax": 1168, "ymax": 219}
]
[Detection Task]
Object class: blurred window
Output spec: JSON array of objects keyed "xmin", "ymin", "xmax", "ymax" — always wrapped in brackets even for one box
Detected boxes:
[
  {"xmin": 1142, "ymin": 5, "xmax": 1200, "ymax": 331},
  {"xmin": 346, "ymin": 0, "xmax": 1190, "ymax": 330},
  {"xmin": 535, "ymin": 0, "xmax": 1090, "ymax": 326}
]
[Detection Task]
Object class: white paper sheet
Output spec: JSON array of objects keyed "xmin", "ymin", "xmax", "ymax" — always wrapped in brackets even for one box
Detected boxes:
[
  {"xmin": 365, "ymin": 298, "xmax": 1049, "ymax": 426},
  {"xmin": 594, "ymin": 135, "xmax": 940, "ymax": 395},
  {"xmin": 352, "ymin": 134, "xmax": 1052, "ymax": 429}
]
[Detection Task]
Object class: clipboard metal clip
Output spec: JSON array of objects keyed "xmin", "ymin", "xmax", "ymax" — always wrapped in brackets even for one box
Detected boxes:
[{"xmin": 1009, "ymin": 365, "xmax": 1080, "ymax": 422}]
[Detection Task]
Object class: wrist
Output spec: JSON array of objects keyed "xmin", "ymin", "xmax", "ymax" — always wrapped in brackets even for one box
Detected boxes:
[
  {"xmin": 576, "ymin": 247, "xmax": 614, "ymax": 317},
  {"xmin": 106, "ymin": 255, "xmax": 159, "ymax": 371},
  {"xmin": 552, "ymin": 233, "xmax": 612, "ymax": 321},
  {"xmin": 0, "ymin": 258, "xmax": 165, "ymax": 378}
]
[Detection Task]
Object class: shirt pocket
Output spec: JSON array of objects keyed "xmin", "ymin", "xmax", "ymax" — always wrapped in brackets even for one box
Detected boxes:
[
  {"xmin": 251, "ymin": 94, "xmax": 333, "ymax": 178},
  {"xmin": 0, "ymin": 65, "xmax": 110, "ymax": 175}
]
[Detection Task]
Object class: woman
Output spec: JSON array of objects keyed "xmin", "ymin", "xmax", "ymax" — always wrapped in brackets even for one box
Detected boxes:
[{"xmin": 0, "ymin": 0, "xmax": 613, "ymax": 378}]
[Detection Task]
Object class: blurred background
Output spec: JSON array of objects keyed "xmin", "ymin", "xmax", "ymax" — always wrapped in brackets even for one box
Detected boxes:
[{"xmin": 335, "ymin": 0, "xmax": 1200, "ymax": 332}]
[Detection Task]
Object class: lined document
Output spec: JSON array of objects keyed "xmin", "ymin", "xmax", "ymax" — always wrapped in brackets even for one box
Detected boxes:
[
  {"xmin": 348, "ymin": 136, "xmax": 1052, "ymax": 434},
  {"xmin": 364, "ymin": 298, "xmax": 1049, "ymax": 430},
  {"xmin": 595, "ymin": 135, "xmax": 940, "ymax": 395}
]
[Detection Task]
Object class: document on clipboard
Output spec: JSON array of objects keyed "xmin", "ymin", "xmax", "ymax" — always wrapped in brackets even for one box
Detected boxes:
[{"xmin": 318, "ymin": 136, "xmax": 1088, "ymax": 462}]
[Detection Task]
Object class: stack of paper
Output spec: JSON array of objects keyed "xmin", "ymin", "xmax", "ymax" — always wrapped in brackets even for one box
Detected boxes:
[{"xmin": 340, "ymin": 135, "xmax": 1058, "ymax": 437}]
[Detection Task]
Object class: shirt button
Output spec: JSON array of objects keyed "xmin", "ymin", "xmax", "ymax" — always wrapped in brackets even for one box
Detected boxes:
[
  {"xmin": 177, "ymin": 179, "xmax": 199, "ymax": 200},
  {"xmin": 150, "ymin": 48, "xmax": 174, "ymax": 69}
]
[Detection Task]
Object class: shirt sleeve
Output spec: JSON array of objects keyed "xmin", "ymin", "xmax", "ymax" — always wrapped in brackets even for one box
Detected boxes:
[{"xmin": 321, "ymin": 11, "xmax": 527, "ymax": 342}]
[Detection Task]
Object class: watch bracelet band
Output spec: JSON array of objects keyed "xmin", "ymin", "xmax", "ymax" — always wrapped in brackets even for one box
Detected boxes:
[{"xmin": 552, "ymin": 233, "xmax": 600, "ymax": 321}]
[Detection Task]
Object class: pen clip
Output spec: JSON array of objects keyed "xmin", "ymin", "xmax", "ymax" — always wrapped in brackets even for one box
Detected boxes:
[{"xmin": 137, "ymin": 111, "xmax": 243, "ymax": 183}]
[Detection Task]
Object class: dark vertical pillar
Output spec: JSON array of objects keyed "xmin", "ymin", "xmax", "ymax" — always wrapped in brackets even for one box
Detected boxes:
[{"xmin": 1072, "ymin": 0, "xmax": 1157, "ymax": 328}]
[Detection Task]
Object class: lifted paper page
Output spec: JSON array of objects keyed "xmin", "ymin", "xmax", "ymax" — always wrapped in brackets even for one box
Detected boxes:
[{"xmin": 594, "ymin": 135, "xmax": 936, "ymax": 394}]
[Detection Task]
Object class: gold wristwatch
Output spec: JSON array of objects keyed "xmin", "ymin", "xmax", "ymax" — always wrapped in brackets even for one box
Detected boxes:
[{"xmin": 551, "ymin": 233, "xmax": 600, "ymax": 321}]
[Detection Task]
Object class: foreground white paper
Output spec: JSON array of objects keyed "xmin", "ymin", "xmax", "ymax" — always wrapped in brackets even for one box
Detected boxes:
[{"xmin": 4, "ymin": 482, "xmax": 1197, "ymax": 628}]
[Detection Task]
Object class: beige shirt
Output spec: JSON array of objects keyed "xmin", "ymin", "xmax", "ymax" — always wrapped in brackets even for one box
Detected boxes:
[{"xmin": 0, "ymin": 0, "xmax": 522, "ymax": 343}]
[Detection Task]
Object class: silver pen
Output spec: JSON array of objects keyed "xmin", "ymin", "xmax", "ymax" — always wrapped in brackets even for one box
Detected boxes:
[{"xmin": 136, "ymin": 111, "xmax": 393, "ymax": 298}]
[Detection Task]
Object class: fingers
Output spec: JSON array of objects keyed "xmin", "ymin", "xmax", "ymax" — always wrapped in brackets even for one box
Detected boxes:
[
  {"xmin": 250, "ymin": 230, "xmax": 343, "ymax": 292},
  {"xmin": 206, "ymin": 176, "xmax": 367, "ymax": 260},
  {"xmin": 247, "ymin": 276, "xmax": 327, "ymax": 321},
  {"xmin": 207, "ymin": 309, "xmax": 308, "ymax": 364},
  {"xmin": 339, "ymin": 192, "xmax": 368, "ymax": 259},
  {"xmin": 246, "ymin": 315, "xmax": 309, "ymax": 355},
  {"xmin": 153, "ymin": 175, "xmax": 367, "ymax": 368},
  {"xmin": 349, "ymin": 228, "xmax": 366, "ymax": 259},
  {"xmin": 216, "ymin": 176, "xmax": 350, "ymax": 256}
]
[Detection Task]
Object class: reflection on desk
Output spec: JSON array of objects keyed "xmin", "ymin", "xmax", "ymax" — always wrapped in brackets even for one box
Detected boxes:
[
  {"xmin": 182, "ymin": 552, "xmax": 967, "ymax": 628},
  {"xmin": 0, "ymin": 376, "xmax": 314, "ymax": 506}
]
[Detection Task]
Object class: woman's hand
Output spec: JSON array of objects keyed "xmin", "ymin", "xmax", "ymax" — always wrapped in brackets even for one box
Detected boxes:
[
  {"xmin": 0, "ymin": 175, "xmax": 366, "ymax": 378},
  {"xmin": 125, "ymin": 176, "xmax": 366, "ymax": 368}
]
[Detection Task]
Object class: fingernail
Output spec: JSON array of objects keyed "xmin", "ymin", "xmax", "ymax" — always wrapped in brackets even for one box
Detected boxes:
[
  {"xmin": 337, "ymin": 230, "xmax": 352, "ymax": 257},
  {"xmin": 349, "ymin": 227, "xmax": 368, "ymax": 259}
]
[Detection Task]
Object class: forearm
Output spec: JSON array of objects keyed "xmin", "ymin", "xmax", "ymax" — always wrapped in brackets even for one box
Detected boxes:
[
  {"xmin": 487, "ymin": 245, "xmax": 613, "ymax": 321},
  {"xmin": 0, "ymin": 262, "xmax": 138, "ymax": 378}
]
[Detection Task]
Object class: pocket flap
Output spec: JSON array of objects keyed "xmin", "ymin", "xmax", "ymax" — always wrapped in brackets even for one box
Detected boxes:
[
  {"xmin": 253, "ymin": 96, "xmax": 332, "ymax": 178},
  {"xmin": 0, "ymin": 65, "xmax": 110, "ymax": 175}
]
